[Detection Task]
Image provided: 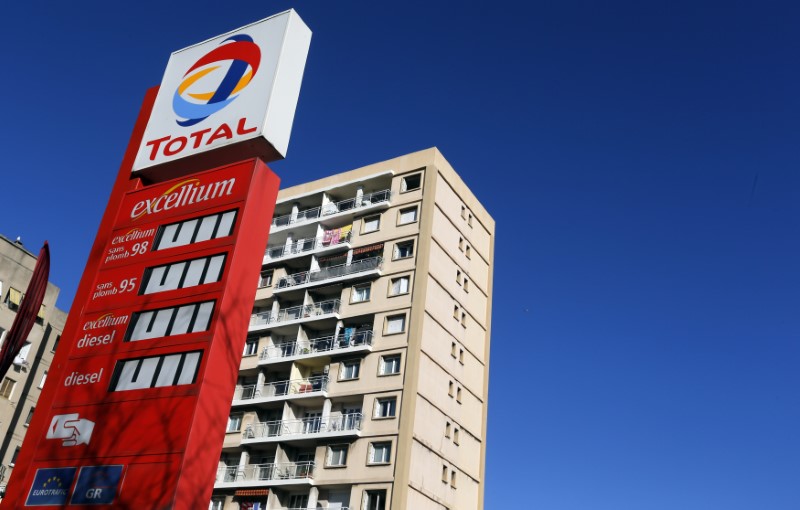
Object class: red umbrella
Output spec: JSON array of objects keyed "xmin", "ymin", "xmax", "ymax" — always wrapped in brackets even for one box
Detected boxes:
[{"xmin": 0, "ymin": 242, "xmax": 50, "ymax": 379}]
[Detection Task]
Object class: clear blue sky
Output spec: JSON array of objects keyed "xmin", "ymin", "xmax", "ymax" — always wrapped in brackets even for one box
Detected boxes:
[{"xmin": 2, "ymin": 1, "xmax": 799, "ymax": 508}]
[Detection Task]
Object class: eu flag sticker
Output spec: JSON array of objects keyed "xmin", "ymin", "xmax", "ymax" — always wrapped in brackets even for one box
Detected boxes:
[
  {"xmin": 25, "ymin": 467, "xmax": 77, "ymax": 506},
  {"xmin": 70, "ymin": 465, "xmax": 124, "ymax": 505}
]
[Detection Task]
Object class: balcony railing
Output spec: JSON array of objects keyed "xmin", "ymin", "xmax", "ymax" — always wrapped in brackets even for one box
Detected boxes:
[
  {"xmin": 261, "ymin": 330, "xmax": 373, "ymax": 361},
  {"xmin": 276, "ymin": 257, "xmax": 382, "ymax": 290},
  {"xmin": 234, "ymin": 375, "xmax": 329, "ymax": 401},
  {"xmin": 244, "ymin": 413, "xmax": 362, "ymax": 440},
  {"xmin": 265, "ymin": 231, "xmax": 352, "ymax": 261},
  {"xmin": 217, "ymin": 461, "xmax": 314, "ymax": 483},
  {"xmin": 251, "ymin": 299, "xmax": 340, "ymax": 327},
  {"xmin": 271, "ymin": 189, "xmax": 391, "ymax": 228}
]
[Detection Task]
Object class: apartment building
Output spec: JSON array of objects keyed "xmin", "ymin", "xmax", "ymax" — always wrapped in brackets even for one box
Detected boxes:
[
  {"xmin": 211, "ymin": 148, "xmax": 494, "ymax": 510},
  {"xmin": 0, "ymin": 235, "xmax": 66, "ymax": 494}
]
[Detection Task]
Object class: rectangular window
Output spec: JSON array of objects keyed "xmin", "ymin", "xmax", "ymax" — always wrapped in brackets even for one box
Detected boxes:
[
  {"xmin": 5, "ymin": 287, "xmax": 21, "ymax": 312},
  {"xmin": 456, "ymin": 269, "xmax": 462, "ymax": 285},
  {"xmin": 398, "ymin": 206, "xmax": 418, "ymax": 225},
  {"xmin": 10, "ymin": 446, "xmax": 21, "ymax": 466},
  {"xmin": 375, "ymin": 397, "xmax": 397, "ymax": 418},
  {"xmin": 51, "ymin": 334, "xmax": 60, "ymax": 353},
  {"xmin": 259, "ymin": 270, "xmax": 273, "ymax": 288},
  {"xmin": 340, "ymin": 360, "xmax": 361, "ymax": 381},
  {"xmin": 364, "ymin": 490, "xmax": 387, "ymax": 510},
  {"xmin": 465, "ymin": 245, "xmax": 471, "ymax": 259},
  {"xmin": 461, "ymin": 311, "xmax": 467, "ymax": 327},
  {"xmin": 209, "ymin": 497, "xmax": 225, "ymax": 510},
  {"xmin": 351, "ymin": 283, "xmax": 371, "ymax": 303},
  {"xmin": 363, "ymin": 215, "xmax": 380, "ymax": 233},
  {"xmin": 109, "ymin": 351, "xmax": 202, "ymax": 392},
  {"xmin": 154, "ymin": 210, "xmax": 237, "ymax": 251},
  {"xmin": 389, "ymin": 276, "xmax": 410, "ymax": 296},
  {"xmin": 451, "ymin": 470, "xmax": 457, "ymax": 487},
  {"xmin": 448, "ymin": 381, "xmax": 454, "ymax": 397},
  {"xmin": 0, "ymin": 377, "xmax": 15, "ymax": 399},
  {"xmin": 393, "ymin": 240, "xmax": 414, "ymax": 260},
  {"xmin": 24, "ymin": 406, "xmax": 35, "ymax": 426},
  {"xmin": 445, "ymin": 421, "xmax": 451, "ymax": 438},
  {"xmin": 468, "ymin": 213, "xmax": 473, "ymax": 227},
  {"xmin": 327, "ymin": 444, "xmax": 348, "ymax": 467},
  {"xmin": 442, "ymin": 465, "xmax": 449, "ymax": 483},
  {"xmin": 127, "ymin": 300, "xmax": 215, "ymax": 341},
  {"xmin": 459, "ymin": 348, "xmax": 465, "ymax": 364},
  {"xmin": 451, "ymin": 342, "xmax": 457, "ymax": 358},
  {"xmin": 141, "ymin": 254, "xmax": 226, "ymax": 295},
  {"xmin": 401, "ymin": 174, "xmax": 421, "ymax": 192},
  {"xmin": 227, "ymin": 413, "xmax": 242, "ymax": 432},
  {"xmin": 369, "ymin": 442, "xmax": 392, "ymax": 464},
  {"xmin": 379, "ymin": 354, "xmax": 401, "ymax": 376},
  {"xmin": 463, "ymin": 277, "xmax": 469, "ymax": 292},
  {"xmin": 461, "ymin": 205, "xmax": 467, "ymax": 219},
  {"xmin": 453, "ymin": 427, "xmax": 460, "ymax": 445},
  {"xmin": 243, "ymin": 338, "xmax": 258, "ymax": 357},
  {"xmin": 385, "ymin": 315, "xmax": 405, "ymax": 335},
  {"xmin": 456, "ymin": 387, "xmax": 462, "ymax": 403},
  {"xmin": 38, "ymin": 370, "xmax": 47, "ymax": 389},
  {"xmin": 14, "ymin": 342, "xmax": 31, "ymax": 366}
]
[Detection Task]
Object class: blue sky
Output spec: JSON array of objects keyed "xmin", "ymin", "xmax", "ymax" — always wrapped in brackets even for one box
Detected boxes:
[{"xmin": 2, "ymin": 1, "xmax": 799, "ymax": 508}]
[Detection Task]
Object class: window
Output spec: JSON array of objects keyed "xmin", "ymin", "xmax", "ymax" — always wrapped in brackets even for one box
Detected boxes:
[
  {"xmin": 38, "ymin": 370, "xmax": 47, "ymax": 389},
  {"xmin": 243, "ymin": 337, "xmax": 258, "ymax": 357},
  {"xmin": 465, "ymin": 245, "xmax": 471, "ymax": 259},
  {"xmin": 389, "ymin": 276, "xmax": 410, "ymax": 296},
  {"xmin": 461, "ymin": 311, "xmax": 467, "ymax": 327},
  {"xmin": 385, "ymin": 315, "xmax": 405, "ymax": 335},
  {"xmin": 24, "ymin": 406, "xmax": 35, "ymax": 426},
  {"xmin": 369, "ymin": 442, "xmax": 392, "ymax": 464},
  {"xmin": 456, "ymin": 387, "xmax": 462, "ymax": 403},
  {"xmin": 375, "ymin": 397, "xmax": 397, "ymax": 418},
  {"xmin": 454, "ymin": 427, "xmax": 460, "ymax": 445},
  {"xmin": 398, "ymin": 206, "xmax": 418, "ymax": 225},
  {"xmin": 10, "ymin": 446, "xmax": 20, "ymax": 466},
  {"xmin": 463, "ymin": 277, "xmax": 469, "ymax": 292},
  {"xmin": 456, "ymin": 270, "xmax": 462, "ymax": 285},
  {"xmin": 36, "ymin": 304, "xmax": 45, "ymax": 325},
  {"xmin": 209, "ymin": 497, "xmax": 225, "ymax": 510},
  {"xmin": 453, "ymin": 305, "xmax": 459, "ymax": 319},
  {"xmin": 442, "ymin": 465, "xmax": 449, "ymax": 483},
  {"xmin": 458, "ymin": 237, "xmax": 464, "ymax": 251},
  {"xmin": 155, "ymin": 210, "xmax": 237, "ymax": 251},
  {"xmin": 393, "ymin": 240, "xmax": 414, "ymax": 260},
  {"xmin": 459, "ymin": 349, "xmax": 465, "ymax": 364},
  {"xmin": 109, "ymin": 351, "xmax": 202, "ymax": 392},
  {"xmin": 363, "ymin": 215, "xmax": 380, "ymax": 233},
  {"xmin": 0, "ymin": 377, "xmax": 15, "ymax": 399},
  {"xmin": 401, "ymin": 174, "xmax": 421, "ymax": 192},
  {"xmin": 51, "ymin": 334, "xmax": 60, "ymax": 353},
  {"xmin": 351, "ymin": 283, "xmax": 371, "ymax": 303},
  {"xmin": 451, "ymin": 470, "xmax": 457, "ymax": 488},
  {"xmin": 340, "ymin": 360, "xmax": 361, "ymax": 381},
  {"xmin": 461, "ymin": 205, "xmax": 467, "ymax": 219},
  {"xmin": 445, "ymin": 421, "xmax": 451, "ymax": 438},
  {"xmin": 448, "ymin": 381, "xmax": 454, "ymax": 397},
  {"xmin": 327, "ymin": 444, "xmax": 348, "ymax": 467},
  {"xmin": 364, "ymin": 490, "xmax": 387, "ymax": 510},
  {"xmin": 14, "ymin": 342, "xmax": 31, "ymax": 366},
  {"xmin": 5, "ymin": 288, "xmax": 21, "ymax": 312},
  {"xmin": 451, "ymin": 342, "xmax": 457, "ymax": 358},
  {"xmin": 259, "ymin": 270, "xmax": 273, "ymax": 288},
  {"xmin": 227, "ymin": 414, "xmax": 242, "ymax": 432},
  {"xmin": 468, "ymin": 213, "xmax": 473, "ymax": 227},
  {"xmin": 379, "ymin": 354, "xmax": 401, "ymax": 376}
]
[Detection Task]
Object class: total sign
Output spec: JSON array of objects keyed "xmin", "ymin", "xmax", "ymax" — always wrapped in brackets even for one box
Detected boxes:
[{"xmin": 133, "ymin": 9, "xmax": 311, "ymax": 174}]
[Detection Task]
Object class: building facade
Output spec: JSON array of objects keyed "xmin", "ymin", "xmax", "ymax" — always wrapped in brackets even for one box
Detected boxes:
[
  {"xmin": 211, "ymin": 148, "xmax": 494, "ymax": 510},
  {"xmin": 0, "ymin": 235, "xmax": 67, "ymax": 494}
]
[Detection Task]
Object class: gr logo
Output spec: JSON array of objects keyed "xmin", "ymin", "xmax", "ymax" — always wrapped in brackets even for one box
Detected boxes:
[{"xmin": 70, "ymin": 465, "xmax": 124, "ymax": 505}]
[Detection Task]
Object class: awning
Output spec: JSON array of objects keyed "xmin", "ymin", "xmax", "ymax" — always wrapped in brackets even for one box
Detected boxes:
[
  {"xmin": 353, "ymin": 243, "xmax": 384, "ymax": 255},
  {"xmin": 234, "ymin": 489, "xmax": 269, "ymax": 496},
  {"xmin": 317, "ymin": 252, "xmax": 348, "ymax": 263}
]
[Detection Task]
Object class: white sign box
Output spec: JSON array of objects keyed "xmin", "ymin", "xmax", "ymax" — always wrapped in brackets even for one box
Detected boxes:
[{"xmin": 133, "ymin": 10, "xmax": 311, "ymax": 173}]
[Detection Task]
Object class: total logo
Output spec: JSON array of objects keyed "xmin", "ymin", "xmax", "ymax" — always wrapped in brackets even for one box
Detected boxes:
[
  {"xmin": 47, "ymin": 414, "xmax": 95, "ymax": 446},
  {"xmin": 172, "ymin": 34, "xmax": 261, "ymax": 126}
]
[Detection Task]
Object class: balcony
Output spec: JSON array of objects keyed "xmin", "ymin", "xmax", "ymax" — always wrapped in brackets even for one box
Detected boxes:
[
  {"xmin": 261, "ymin": 330, "xmax": 373, "ymax": 364},
  {"xmin": 264, "ymin": 230, "xmax": 352, "ymax": 263},
  {"xmin": 215, "ymin": 461, "xmax": 314, "ymax": 488},
  {"xmin": 250, "ymin": 300, "xmax": 340, "ymax": 331},
  {"xmin": 275, "ymin": 257, "xmax": 382, "ymax": 293},
  {"xmin": 271, "ymin": 189, "xmax": 391, "ymax": 231},
  {"xmin": 243, "ymin": 413, "xmax": 363, "ymax": 444},
  {"xmin": 233, "ymin": 376, "xmax": 329, "ymax": 405}
]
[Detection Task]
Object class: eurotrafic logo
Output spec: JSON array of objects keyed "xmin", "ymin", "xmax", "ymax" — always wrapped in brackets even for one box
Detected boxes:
[{"xmin": 173, "ymin": 34, "xmax": 260, "ymax": 127}]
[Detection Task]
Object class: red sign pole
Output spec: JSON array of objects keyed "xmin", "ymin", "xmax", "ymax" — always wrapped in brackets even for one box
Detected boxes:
[{"xmin": 2, "ymin": 86, "xmax": 280, "ymax": 508}]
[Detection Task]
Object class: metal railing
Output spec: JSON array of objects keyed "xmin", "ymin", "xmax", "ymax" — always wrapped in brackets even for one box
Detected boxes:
[
  {"xmin": 234, "ymin": 375, "xmax": 329, "ymax": 401},
  {"xmin": 244, "ymin": 413, "xmax": 362, "ymax": 440},
  {"xmin": 261, "ymin": 330, "xmax": 373, "ymax": 361},
  {"xmin": 217, "ymin": 461, "xmax": 315, "ymax": 483},
  {"xmin": 271, "ymin": 189, "xmax": 391, "ymax": 228},
  {"xmin": 276, "ymin": 257, "xmax": 382, "ymax": 289},
  {"xmin": 250, "ymin": 299, "xmax": 341, "ymax": 327},
  {"xmin": 265, "ymin": 230, "xmax": 352, "ymax": 261}
]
